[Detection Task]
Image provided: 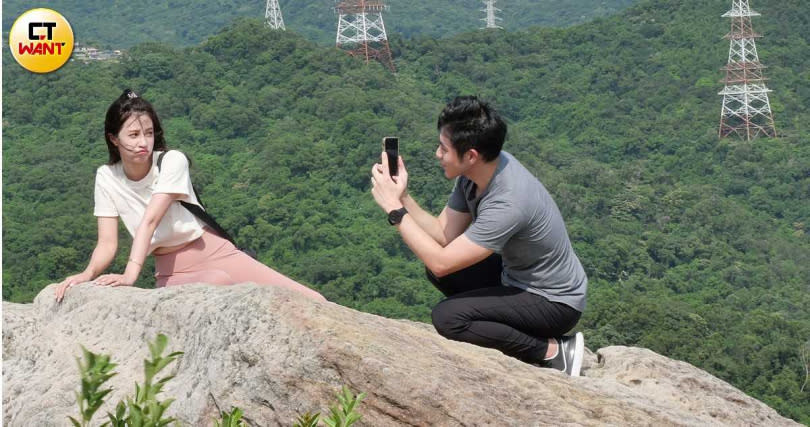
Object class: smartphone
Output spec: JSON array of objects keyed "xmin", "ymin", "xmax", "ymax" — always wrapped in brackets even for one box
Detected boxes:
[{"xmin": 383, "ymin": 136, "xmax": 399, "ymax": 177}]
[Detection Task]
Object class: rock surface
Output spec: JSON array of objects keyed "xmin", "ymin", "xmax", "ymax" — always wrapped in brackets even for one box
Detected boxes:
[{"xmin": 3, "ymin": 283, "xmax": 798, "ymax": 426}]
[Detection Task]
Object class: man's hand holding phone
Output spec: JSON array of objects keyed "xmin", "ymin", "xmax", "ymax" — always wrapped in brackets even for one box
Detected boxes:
[{"xmin": 371, "ymin": 138, "xmax": 408, "ymax": 213}]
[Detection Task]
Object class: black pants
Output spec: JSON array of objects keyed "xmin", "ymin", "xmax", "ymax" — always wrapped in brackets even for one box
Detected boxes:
[{"xmin": 427, "ymin": 254, "xmax": 581, "ymax": 364}]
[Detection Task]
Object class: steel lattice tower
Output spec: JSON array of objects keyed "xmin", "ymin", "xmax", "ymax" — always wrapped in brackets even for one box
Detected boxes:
[
  {"xmin": 335, "ymin": 0, "xmax": 395, "ymax": 71},
  {"xmin": 482, "ymin": 0, "xmax": 503, "ymax": 29},
  {"xmin": 718, "ymin": 0, "xmax": 776, "ymax": 140},
  {"xmin": 265, "ymin": 0, "xmax": 286, "ymax": 30}
]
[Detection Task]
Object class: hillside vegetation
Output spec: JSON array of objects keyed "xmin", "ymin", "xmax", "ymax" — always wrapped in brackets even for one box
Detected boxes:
[
  {"xmin": 1, "ymin": 0, "xmax": 636, "ymax": 48},
  {"xmin": 3, "ymin": 0, "xmax": 809, "ymax": 422}
]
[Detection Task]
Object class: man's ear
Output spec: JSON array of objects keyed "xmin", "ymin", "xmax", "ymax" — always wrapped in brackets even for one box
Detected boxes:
[{"xmin": 465, "ymin": 148, "xmax": 481, "ymax": 164}]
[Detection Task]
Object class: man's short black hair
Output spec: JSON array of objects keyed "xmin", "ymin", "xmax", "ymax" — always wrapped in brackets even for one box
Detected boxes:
[{"xmin": 437, "ymin": 96, "xmax": 506, "ymax": 162}]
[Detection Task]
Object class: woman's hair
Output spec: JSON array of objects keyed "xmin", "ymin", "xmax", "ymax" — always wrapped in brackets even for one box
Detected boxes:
[{"xmin": 104, "ymin": 89, "xmax": 167, "ymax": 164}]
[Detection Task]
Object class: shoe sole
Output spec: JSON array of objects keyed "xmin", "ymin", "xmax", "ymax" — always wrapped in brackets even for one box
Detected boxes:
[{"xmin": 570, "ymin": 332, "xmax": 584, "ymax": 377}]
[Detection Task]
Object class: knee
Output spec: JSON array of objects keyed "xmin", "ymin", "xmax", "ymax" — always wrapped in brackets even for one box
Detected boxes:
[
  {"xmin": 166, "ymin": 270, "xmax": 233, "ymax": 287},
  {"xmin": 201, "ymin": 270, "xmax": 235, "ymax": 286},
  {"xmin": 296, "ymin": 287, "xmax": 327, "ymax": 302},
  {"xmin": 431, "ymin": 299, "xmax": 467, "ymax": 340},
  {"xmin": 425, "ymin": 265, "xmax": 441, "ymax": 286}
]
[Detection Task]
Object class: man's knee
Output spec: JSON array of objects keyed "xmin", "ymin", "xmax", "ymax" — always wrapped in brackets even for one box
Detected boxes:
[
  {"xmin": 431, "ymin": 299, "xmax": 467, "ymax": 340},
  {"xmin": 425, "ymin": 265, "xmax": 441, "ymax": 286}
]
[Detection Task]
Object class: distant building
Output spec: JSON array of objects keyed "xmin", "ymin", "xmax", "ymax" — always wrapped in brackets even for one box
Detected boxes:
[{"xmin": 72, "ymin": 43, "xmax": 123, "ymax": 63}]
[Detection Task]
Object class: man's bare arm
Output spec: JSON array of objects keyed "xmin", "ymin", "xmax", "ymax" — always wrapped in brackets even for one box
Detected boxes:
[{"xmin": 402, "ymin": 194, "xmax": 471, "ymax": 247}]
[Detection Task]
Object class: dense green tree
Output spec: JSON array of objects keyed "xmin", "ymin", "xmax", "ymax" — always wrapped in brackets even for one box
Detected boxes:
[{"xmin": 2, "ymin": 0, "xmax": 637, "ymax": 48}]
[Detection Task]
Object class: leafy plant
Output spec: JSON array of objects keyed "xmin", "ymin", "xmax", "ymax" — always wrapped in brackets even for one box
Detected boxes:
[
  {"xmin": 322, "ymin": 386, "xmax": 366, "ymax": 427},
  {"xmin": 70, "ymin": 334, "xmax": 184, "ymax": 427},
  {"xmin": 214, "ymin": 407, "xmax": 246, "ymax": 427},
  {"xmin": 69, "ymin": 347, "xmax": 118, "ymax": 427},
  {"xmin": 106, "ymin": 333, "xmax": 184, "ymax": 427},
  {"xmin": 293, "ymin": 386, "xmax": 365, "ymax": 427},
  {"xmin": 292, "ymin": 412, "xmax": 320, "ymax": 427}
]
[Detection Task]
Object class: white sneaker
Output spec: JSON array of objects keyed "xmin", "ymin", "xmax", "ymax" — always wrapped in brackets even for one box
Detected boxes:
[{"xmin": 545, "ymin": 332, "xmax": 584, "ymax": 377}]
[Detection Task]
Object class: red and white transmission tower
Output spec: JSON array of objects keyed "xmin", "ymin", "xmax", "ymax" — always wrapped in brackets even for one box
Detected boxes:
[
  {"xmin": 335, "ymin": 0, "xmax": 395, "ymax": 71},
  {"xmin": 265, "ymin": 0, "xmax": 285, "ymax": 30},
  {"xmin": 482, "ymin": 0, "xmax": 503, "ymax": 29},
  {"xmin": 718, "ymin": 0, "xmax": 776, "ymax": 140}
]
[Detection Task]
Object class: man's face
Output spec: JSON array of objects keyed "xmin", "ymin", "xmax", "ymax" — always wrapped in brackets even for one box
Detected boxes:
[{"xmin": 435, "ymin": 130, "xmax": 467, "ymax": 179}]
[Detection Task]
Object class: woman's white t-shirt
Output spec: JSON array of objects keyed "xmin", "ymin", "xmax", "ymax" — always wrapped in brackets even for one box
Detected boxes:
[{"xmin": 93, "ymin": 150, "xmax": 205, "ymax": 254}]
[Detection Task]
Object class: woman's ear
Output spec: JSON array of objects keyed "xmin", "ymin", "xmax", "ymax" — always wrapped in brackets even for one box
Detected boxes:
[{"xmin": 108, "ymin": 133, "xmax": 119, "ymax": 146}]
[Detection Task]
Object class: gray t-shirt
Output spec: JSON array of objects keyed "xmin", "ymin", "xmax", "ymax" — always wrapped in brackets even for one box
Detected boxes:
[{"xmin": 447, "ymin": 151, "xmax": 587, "ymax": 312}]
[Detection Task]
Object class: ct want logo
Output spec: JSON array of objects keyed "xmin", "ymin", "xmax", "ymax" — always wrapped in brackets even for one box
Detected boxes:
[
  {"xmin": 9, "ymin": 8, "xmax": 74, "ymax": 73},
  {"xmin": 29, "ymin": 22, "xmax": 58, "ymax": 41}
]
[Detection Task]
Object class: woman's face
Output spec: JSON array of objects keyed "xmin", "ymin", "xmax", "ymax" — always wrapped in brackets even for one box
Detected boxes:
[{"xmin": 111, "ymin": 113, "xmax": 154, "ymax": 164}]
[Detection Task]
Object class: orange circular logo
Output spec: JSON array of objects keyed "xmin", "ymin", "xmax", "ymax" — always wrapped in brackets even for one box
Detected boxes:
[{"xmin": 9, "ymin": 8, "xmax": 74, "ymax": 73}]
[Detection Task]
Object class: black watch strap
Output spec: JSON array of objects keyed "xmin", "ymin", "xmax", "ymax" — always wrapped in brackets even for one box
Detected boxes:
[{"xmin": 387, "ymin": 207, "xmax": 408, "ymax": 225}]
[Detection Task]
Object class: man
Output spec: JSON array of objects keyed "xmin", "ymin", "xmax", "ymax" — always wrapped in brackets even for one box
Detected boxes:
[{"xmin": 370, "ymin": 96, "xmax": 587, "ymax": 376}]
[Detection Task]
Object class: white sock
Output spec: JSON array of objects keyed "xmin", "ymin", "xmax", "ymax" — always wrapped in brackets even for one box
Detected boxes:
[{"xmin": 544, "ymin": 338, "xmax": 559, "ymax": 360}]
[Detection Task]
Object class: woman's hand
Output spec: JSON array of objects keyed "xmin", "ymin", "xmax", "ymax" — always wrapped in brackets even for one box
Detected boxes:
[
  {"xmin": 55, "ymin": 271, "xmax": 93, "ymax": 302},
  {"xmin": 371, "ymin": 153, "xmax": 408, "ymax": 213},
  {"xmin": 93, "ymin": 273, "xmax": 137, "ymax": 287}
]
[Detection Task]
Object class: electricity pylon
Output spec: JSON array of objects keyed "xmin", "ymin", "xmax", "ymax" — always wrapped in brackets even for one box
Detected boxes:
[
  {"xmin": 335, "ymin": 0, "xmax": 395, "ymax": 71},
  {"xmin": 265, "ymin": 0, "xmax": 285, "ymax": 30},
  {"xmin": 718, "ymin": 0, "xmax": 776, "ymax": 140}
]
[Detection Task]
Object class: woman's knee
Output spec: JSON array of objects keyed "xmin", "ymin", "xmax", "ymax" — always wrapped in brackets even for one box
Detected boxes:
[{"xmin": 161, "ymin": 269, "xmax": 234, "ymax": 287}]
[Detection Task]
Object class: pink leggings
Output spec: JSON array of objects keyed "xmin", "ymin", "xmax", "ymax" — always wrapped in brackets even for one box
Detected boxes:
[{"xmin": 154, "ymin": 230, "xmax": 325, "ymax": 301}]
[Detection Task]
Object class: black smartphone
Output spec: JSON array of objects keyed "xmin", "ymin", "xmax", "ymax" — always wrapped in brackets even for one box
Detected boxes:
[{"xmin": 383, "ymin": 136, "xmax": 399, "ymax": 177}]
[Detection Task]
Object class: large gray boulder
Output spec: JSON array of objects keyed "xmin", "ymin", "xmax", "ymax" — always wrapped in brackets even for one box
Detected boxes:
[{"xmin": 3, "ymin": 283, "xmax": 798, "ymax": 426}]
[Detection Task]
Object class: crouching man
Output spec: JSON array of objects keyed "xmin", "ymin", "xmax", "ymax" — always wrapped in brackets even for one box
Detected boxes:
[{"xmin": 370, "ymin": 96, "xmax": 587, "ymax": 376}]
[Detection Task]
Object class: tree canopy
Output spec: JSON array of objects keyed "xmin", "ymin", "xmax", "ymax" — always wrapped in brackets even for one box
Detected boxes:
[{"xmin": 2, "ymin": 0, "xmax": 636, "ymax": 48}]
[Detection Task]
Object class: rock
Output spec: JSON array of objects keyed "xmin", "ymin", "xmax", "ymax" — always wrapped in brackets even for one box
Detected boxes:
[{"xmin": 2, "ymin": 283, "xmax": 798, "ymax": 426}]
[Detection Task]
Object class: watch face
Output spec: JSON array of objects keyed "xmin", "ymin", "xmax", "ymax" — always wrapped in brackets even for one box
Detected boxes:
[{"xmin": 388, "ymin": 208, "xmax": 406, "ymax": 225}]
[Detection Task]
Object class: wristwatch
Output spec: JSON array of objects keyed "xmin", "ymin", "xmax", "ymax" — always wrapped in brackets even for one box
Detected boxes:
[{"xmin": 387, "ymin": 207, "xmax": 408, "ymax": 225}]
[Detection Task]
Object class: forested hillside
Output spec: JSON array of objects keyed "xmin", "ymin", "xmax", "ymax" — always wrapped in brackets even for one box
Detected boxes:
[
  {"xmin": 1, "ymin": 0, "xmax": 636, "ymax": 47},
  {"xmin": 3, "ymin": 0, "xmax": 809, "ymax": 422}
]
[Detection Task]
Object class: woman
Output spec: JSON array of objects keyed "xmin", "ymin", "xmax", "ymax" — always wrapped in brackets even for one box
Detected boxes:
[{"xmin": 56, "ymin": 89, "xmax": 325, "ymax": 302}]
